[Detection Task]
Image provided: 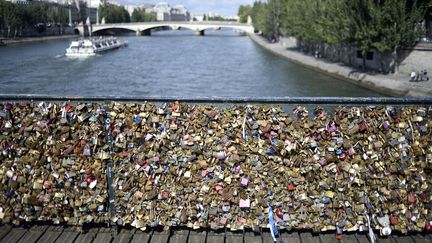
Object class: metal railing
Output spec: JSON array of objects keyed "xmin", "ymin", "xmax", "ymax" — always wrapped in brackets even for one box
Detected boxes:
[
  {"xmin": 1, "ymin": 95, "xmax": 432, "ymax": 105},
  {"xmin": 2, "ymin": 95, "xmax": 432, "ymax": 237}
]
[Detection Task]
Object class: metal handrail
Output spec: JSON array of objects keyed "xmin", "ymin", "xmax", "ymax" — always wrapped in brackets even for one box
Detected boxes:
[{"xmin": 1, "ymin": 95, "xmax": 432, "ymax": 105}]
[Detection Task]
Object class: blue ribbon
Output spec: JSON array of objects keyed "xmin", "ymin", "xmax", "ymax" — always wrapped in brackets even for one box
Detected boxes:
[{"xmin": 268, "ymin": 206, "xmax": 279, "ymax": 242}]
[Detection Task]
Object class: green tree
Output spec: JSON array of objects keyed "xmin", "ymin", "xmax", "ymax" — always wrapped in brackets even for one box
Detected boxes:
[
  {"xmin": 265, "ymin": 0, "xmax": 285, "ymax": 36},
  {"xmin": 99, "ymin": 4, "xmax": 130, "ymax": 23},
  {"xmin": 422, "ymin": 0, "xmax": 432, "ymax": 36},
  {"xmin": 343, "ymin": 0, "xmax": 380, "ymax": 69},
  {"xmin": 238, "ymin": 5, "xmax": 252, "ymax": 23},
  {"xmin": 283, "ymin": 0, "xmax": 326, "ymax": 51},
  {"xmin": 131, "ymin": 9, "xmax": 156, "ymax": 22},
  {"xmin": 144, "ymin": 12, "xmax": 156, "ymax": 22},
  {"xmin": 0, "ymin": 1, "xmax": 71, "ymax": 38},
  {"xmin": 0, "ymin": 0, "xmax": 5, "ymax": 34},
  {"xmin": 3, "ymin": 2, "xmax": 18, "ymax": 37},
  {"xmin": 123, "ymin": 8, "xmax": 130, "ymax": 23},
  {"xmin": 250, "ymin": 1, "xmax": 267, "ymax": 33},
  {"xmin": 372, "ymin": 0, "xmax": 424, "ymax": 72},
  {"xmin": 131, "ymin": 9, "xmax": 143, "ymax": 22},
  {"xmin": 318, "ymin": 0, "xmax": 351, "ymax": 45},
  {"xmin": 250, "ymin": 0, "xmax": 284, "ymax": 36},
  {"xmin": 244, "ymin": 0, "xmax": 427, "ymax": 71}
]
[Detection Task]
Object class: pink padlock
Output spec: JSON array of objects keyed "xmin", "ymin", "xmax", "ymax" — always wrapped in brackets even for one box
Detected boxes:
[
  {"xmin": 347, "ymin": 147, "xmax": 355, "ymax": 156},
  {"xmin": 201, "ymin": 170, "xmax": 207, "ymax": 177},
  {"xmin": 239, "ymin": 199, "xmax": 250, "ymax": 208},
  {"xmin": 238, "ymin": 217, "xmax": 246, "ymax": 224},
  {"xmin": 240, "ymin": 177, "xmax": 249, "ymax": 186},
  {"xmin": 215, "ymin": 185, "xmax": 223, "ymax": 192},
  {"xmin": 134, "ymin": 191, "xmax": 143, "ymax": 198},
  {"xmin": 220, "ymin": 217, "xmax": 228, "ymax": 225}
]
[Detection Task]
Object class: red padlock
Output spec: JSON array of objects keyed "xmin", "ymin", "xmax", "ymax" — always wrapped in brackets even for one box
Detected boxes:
[
  {"xmin": 287, "ymin": 184, "xmax": 296, "ymax": 191},
  {"xmin": 170, "ymin": 104, "xmax": 179, "ymax": 111},
  {"xmin": 64, "ymin": 104, "xmax": 73, "ymax": 112},
  {"xmin": 275, "ymin": 207, "xmax": 283, "ymax": 219},
  {"xmin": 426, "ymin": 222, "xmax": 431, "ymax": 233},
  {"xmin": 390, "ymin": 216, "xmax": 398, "ymax": 225},
  {"xmin": 85, "ymin": 177, "xmax": 94, "ymax": 184}
]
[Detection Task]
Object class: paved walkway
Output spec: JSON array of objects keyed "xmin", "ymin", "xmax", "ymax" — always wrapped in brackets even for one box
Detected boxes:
[{"xmin": 249, "ymin": 34, "xmax": 432, "ymax": 98}]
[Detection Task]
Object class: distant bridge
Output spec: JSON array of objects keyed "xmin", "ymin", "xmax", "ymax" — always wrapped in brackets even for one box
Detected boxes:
[{"xmin": 76, "ymin": 21, "xmax": 255, "ymax": 36}]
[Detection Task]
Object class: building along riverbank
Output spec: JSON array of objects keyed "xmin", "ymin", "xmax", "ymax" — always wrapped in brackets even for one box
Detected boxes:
[{"xmin": 249, "ymin": 34, "xmax": 432, "ymax": 98}]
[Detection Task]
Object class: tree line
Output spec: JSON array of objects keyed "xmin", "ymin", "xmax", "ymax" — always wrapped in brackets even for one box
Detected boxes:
[
  {"xmin": 99, "ymin": 4, "xmax": 130, "ymax": 23},
  {"xmin": 131, "ymin": 9, "xmax": 156, "ymax": 22},
  {"xmin": 99, "ymin": 4, "xmax": 157, "ymax": 23},
  {"xmin": 239, "ymin": 0, "xmax": 431, "ymax": 70},
  {"xmin": 0, "ymin": 1, "xmax": 160, "ymax": 38},
  {"xmin": 0, "ymin": 0, "xmax": 68, "ymax": 38}
]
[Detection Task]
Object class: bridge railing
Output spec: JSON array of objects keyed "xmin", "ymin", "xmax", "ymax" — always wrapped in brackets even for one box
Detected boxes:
[
  {"xmin": 95, "ymin": 21, "xmax": 253, "ymax": 26},
  {"xmin": 1, "ymin": 95, "xmax": 432, "ymax": 105},
  {"xmin": 1, "ymin": 95, "xmax": 432, "ymax": 237}
]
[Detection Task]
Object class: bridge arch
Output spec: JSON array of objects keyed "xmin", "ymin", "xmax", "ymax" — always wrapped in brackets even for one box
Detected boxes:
[
  {"xmin": 88, "ymin": 22, "xmax": 255, "ymax": 36},
  {"xmin": 93, "ymin": 27, "xmax": 137, "ymax": 35},
  {"xmin": 194, "ymin": 26, "xmax": 252, "ymax": 34},
  {"xmin": 140, "ymin": 25, "xmax": 200, "ymax": 33}
]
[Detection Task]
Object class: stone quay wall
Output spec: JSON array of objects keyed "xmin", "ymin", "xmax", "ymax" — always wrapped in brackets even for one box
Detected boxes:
[
  {"xmin": 0, "ymin": 101, "xmax": 431, "ymax": 236},
  {"xmin": 2, "ymin": 26, "xmax": 76, "ymax": 39}
]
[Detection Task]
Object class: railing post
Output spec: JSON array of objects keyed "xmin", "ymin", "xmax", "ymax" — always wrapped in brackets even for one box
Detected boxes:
[{"xmin": 103, "ymin": 102, "xmax": 117, "ymax": 237}]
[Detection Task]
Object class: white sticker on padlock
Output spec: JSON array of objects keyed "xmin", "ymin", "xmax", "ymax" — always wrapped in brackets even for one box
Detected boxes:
[
  {"xmin": 380, "ymin": 226, "xmax": 392, "ymax": 236},
  {"xmin": 89, "ymin": 180, "xmax": 97, "ymax": 189}
]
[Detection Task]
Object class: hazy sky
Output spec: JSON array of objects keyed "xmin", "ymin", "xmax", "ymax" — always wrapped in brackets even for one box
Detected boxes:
[{"xmin": 118, "ymin": 0, "xmax": 256, "ymax": 16}]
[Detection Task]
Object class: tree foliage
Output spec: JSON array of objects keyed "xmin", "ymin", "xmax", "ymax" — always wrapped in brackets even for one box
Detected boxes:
[
  {"xmin": 245, "ymin": 0, "xmax": 426, "ymax": 51},
  {"xmin": 373, "ymin": 0, "xmax": 424, "ymax": 52},
  {"xmin": 0, "ymin": 0, "xmax": 68, "ymax": 38},
  {"xmin": 237, "ymin": 5, "xmax": 252, "ymax": 23},
  {"xmin": 250, "ymin": 1, "xmax": 267, "ymax": 34},
  {"xmin": 99, "ymin": 4, "xmax": 130, "ymax": 24},
  {"xmin": 131, "ymin": 9, "xmax": 156, "ymax": 22}
]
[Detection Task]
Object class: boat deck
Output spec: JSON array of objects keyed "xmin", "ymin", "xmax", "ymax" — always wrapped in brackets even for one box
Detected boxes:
[{"xmin": 0, "ymin": 224, "xmax": 430, "ymax": 243}]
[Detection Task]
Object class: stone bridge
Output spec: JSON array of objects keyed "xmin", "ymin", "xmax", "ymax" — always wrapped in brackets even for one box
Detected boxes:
[{"xmin": 77, "ymin": 21, "xmax": 255, "ymax": 36}]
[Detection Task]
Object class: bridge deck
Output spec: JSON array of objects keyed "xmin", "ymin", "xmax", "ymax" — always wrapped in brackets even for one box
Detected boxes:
[{"xmin": 0, "ymin": 225, "xmax": 430, "ymax": 243}]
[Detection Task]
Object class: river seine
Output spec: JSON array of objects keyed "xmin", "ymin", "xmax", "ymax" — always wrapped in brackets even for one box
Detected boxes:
[{"xmin": 0, "ymin": 29, "xmax": 383, "ymax": 97}]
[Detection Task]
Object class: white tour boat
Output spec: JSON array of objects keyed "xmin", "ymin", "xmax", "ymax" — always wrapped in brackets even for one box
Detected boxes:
[{"xmin": 65, "ymin": 37, "xmax": 127, "ymax": 57}]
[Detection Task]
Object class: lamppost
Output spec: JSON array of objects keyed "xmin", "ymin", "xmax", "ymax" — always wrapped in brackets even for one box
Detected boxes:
[
  {"xmin": 68, "ymin": 1, "xmax": 73, "ymax": 27},
  {"xmin": 96, "ymin": 6, "xmax": 100, "ymax": 25}
]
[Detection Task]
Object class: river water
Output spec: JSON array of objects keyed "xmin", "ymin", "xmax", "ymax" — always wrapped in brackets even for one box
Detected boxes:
[{"xmin": 0, "ymin": 29, "xmax": 383, "ymax": 97}]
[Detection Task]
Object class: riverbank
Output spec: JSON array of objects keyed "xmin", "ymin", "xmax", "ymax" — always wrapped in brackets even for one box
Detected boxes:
[
  {"xmin": 2, "ymin": 35, "xmax": 79, "ymax": 45},
  {"xmin": 249, "ymin": 34, "xmax": 432, "ymax": 97}
]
